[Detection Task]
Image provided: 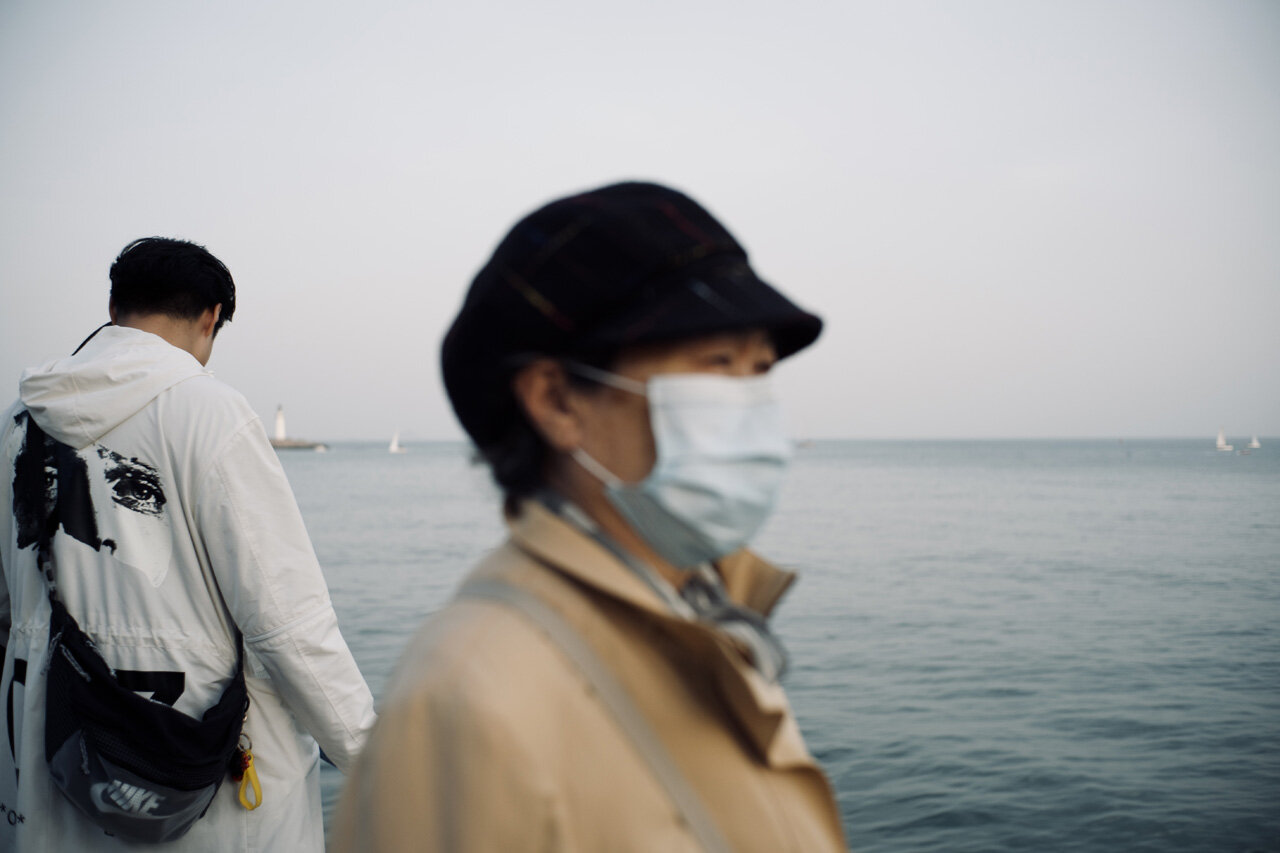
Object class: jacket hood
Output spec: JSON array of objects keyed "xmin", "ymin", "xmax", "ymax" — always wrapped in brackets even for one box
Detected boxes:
[{"xmin": 19, "ymin": 325, "xmax": 208, "ymax": 449}]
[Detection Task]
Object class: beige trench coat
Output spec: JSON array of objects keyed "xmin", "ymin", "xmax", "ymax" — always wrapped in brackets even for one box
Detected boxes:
[{"xmin": 332, "ymin": 500, "xmax": 847, "ymax": 852}]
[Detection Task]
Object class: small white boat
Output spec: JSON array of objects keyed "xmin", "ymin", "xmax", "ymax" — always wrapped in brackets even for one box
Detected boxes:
[
  {"xmin": 1216, "ymin": 427, "xmax": 1233, "ymax": 452},
  {"xmin": 389, "ymin": 430, "xmax": 407, "ymax": 454},
  {"xmin": 1248, "ymin": 435, "xmax": 1261, "ymax": 449}
]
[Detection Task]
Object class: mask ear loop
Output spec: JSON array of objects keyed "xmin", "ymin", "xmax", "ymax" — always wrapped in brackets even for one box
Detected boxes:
[
  {"xmin": 562, "ymin": 363, "xmax": 649, "ymax": 488},
  {"xmin": 563, "ymin": 361, "xmax": 648, "ymax": 396},
  {"xmin": 564, "ymin": 362, "xmax": 656, "ymax": 491},
  {"xmin": 570, "ymin": 447, "xmax": 625, "ymax": 488}
]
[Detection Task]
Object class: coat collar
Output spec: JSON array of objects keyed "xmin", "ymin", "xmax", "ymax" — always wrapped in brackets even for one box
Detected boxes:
[
  {"xmin": 504, "ymin": 498, "xmax": 796, "ymax": 619},
  {"xmin": 502, "ymin": 499, "xmax": 814, "ymax": 768}
]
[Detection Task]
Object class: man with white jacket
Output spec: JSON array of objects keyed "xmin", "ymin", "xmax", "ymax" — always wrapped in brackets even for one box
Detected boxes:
[{"xmin": 0, "ymin": 237, "xmax": 376, "ymax": 851}]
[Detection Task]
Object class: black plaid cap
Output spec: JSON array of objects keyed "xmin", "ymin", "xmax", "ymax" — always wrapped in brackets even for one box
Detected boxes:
[{"xmin": 441, "ymin": 181, "xmax": 822, "ymax": 446}]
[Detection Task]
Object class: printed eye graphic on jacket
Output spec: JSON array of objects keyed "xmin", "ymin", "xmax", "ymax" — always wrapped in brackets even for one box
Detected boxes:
[
  {"xmin": 12, "ymin": 413, "xmax": 174, "ymax": 584},
  {"xmin": 97, "ymin": 447, "xmax": 166, "ymax": 517},
  {"xmin": 84, "ymin": 444, "xmax": 173, "ymax": 583}
]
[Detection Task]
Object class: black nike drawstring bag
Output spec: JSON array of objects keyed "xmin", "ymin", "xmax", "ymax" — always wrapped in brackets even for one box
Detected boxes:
[{"xmin": 43, "ymin": 596, "xmax": 248, "ymax": 843}]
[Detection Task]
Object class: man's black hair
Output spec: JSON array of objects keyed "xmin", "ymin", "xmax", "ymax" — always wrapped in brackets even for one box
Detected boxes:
[{"xmin": 109, "ymin": 237, "xmax": 236, "ymax": 333}]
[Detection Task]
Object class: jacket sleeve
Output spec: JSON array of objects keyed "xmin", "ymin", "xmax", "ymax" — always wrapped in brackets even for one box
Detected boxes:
[{"xmin": 196, "ymin": 420, "xmax": 376, "ymax": 772}]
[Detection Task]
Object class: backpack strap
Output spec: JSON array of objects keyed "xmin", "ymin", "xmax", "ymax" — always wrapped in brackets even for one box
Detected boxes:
[{"xmin": 460, "ymin": 578, "xmax": 731, "ymax": 853}]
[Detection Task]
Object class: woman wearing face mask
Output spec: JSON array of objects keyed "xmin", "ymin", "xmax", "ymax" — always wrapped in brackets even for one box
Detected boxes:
[{"xmin": 333, "ymin": 182, "xmax": 847, "ymax": 852}]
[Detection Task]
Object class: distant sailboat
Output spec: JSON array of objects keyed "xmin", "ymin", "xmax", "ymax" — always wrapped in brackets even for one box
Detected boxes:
[
  {"xmin": 389, "ymin": 430, "xmax": 407, "ymax": 454},
  {"xmin": 269, "ymin": 405, "xmax": 328, "ymax": 451},
  {"xmin": 1248, "ymin": 435, "xmax": 1261, "ymax": 450},
  {"xmin": 1215, "ymin": 427, "xmax": 1233, "ymax": 452}
]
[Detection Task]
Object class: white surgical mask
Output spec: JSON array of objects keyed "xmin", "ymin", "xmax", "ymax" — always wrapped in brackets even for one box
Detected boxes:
[{"xmin": 568, "ymin": 365, "xmax": 792, "ymax": 568}]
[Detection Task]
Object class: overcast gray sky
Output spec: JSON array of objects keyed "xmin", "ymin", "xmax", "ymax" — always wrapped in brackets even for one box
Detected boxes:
[{"xmin": 3, "ymin": 0, "xmax": 1277, "ymax": 441}]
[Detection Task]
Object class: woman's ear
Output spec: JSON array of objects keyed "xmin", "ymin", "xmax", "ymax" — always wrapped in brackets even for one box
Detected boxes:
[{"xmin": 511, "ymin": 359, "xmax": 586, "ymax": 452}]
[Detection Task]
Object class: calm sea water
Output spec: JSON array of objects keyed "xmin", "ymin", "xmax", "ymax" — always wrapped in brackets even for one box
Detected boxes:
[{"xmin": 278, "ymin": 440, "xmax": 1280, "ymax": 852}]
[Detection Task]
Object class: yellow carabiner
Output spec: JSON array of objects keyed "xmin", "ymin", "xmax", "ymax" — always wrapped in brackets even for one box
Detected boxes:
[{"xmin": 237, "ymin": 747, "xmax": 263, "ymax": 811}]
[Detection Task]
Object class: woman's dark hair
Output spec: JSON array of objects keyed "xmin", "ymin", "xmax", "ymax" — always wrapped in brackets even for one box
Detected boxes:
[
  {"xmin": 109, "ymin": 237, "xmax": 236, "ymax": 333},
  {"xmin": 477, "ymin": 349, "xmax": 616, "ymax": 515}
]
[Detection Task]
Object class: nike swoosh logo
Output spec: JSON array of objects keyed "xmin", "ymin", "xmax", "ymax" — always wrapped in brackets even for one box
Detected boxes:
[{"xmin": 88, "ymin": 782, "xmax": 169, "ymax": 819}]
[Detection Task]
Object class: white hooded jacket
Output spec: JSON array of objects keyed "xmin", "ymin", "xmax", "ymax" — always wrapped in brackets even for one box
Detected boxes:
[{"xmin": 0, "ymin": 325, "xmax": 376, "ymax": 851}]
